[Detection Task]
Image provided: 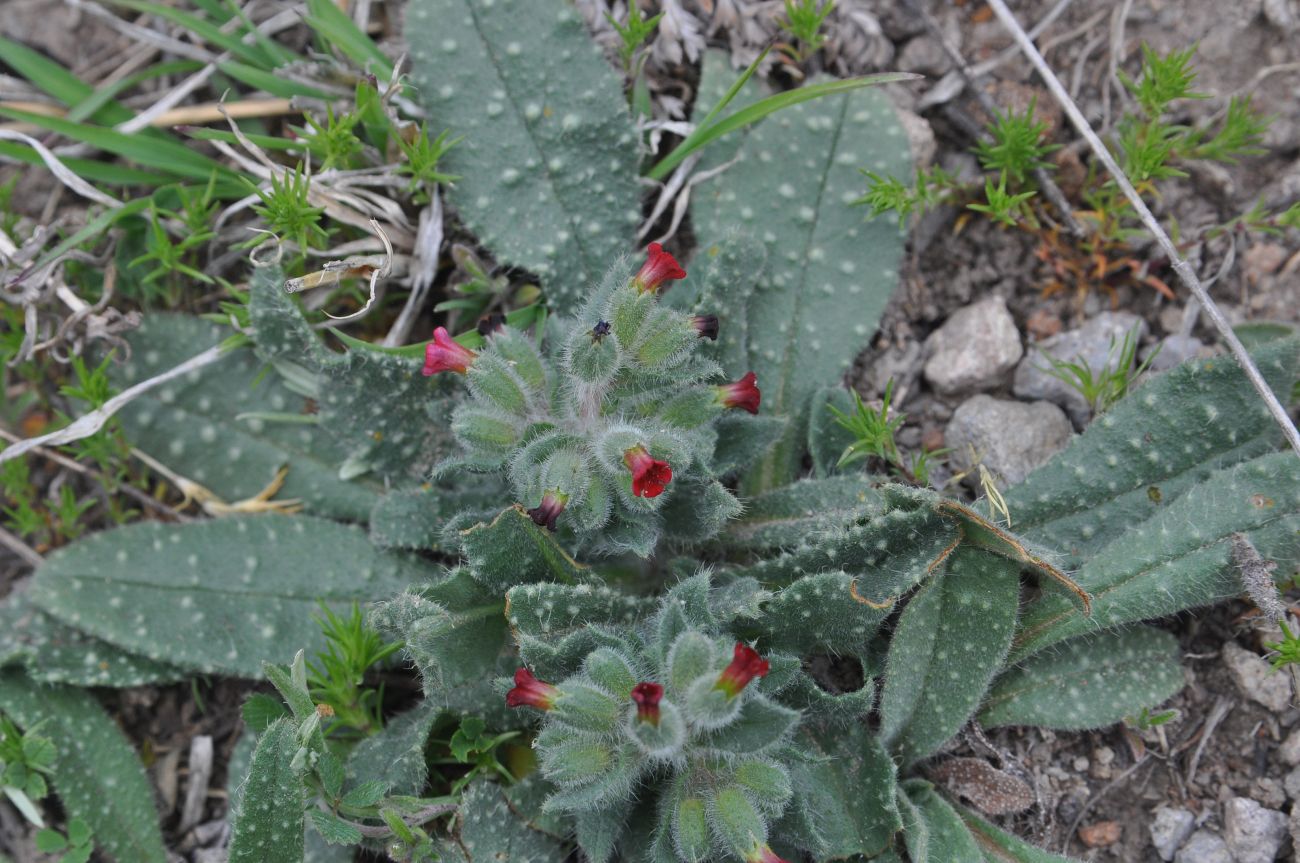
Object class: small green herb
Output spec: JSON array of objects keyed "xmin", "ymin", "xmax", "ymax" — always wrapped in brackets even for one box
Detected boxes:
[
  {"xmin": 305, "ymin": 603, "xmax": 404, "ymax": 736},
  {"xmin": 1264, "ymin": 621, "xmax": 1300, "ymax": 671},
  {"xmin": 242, "ymin": 162, "xmax": 329, "ymax": 261},
  {"xmin": 396, "ymin": 124, "xmax": 460, "ymax": 205},
  {"xmin": 1036, "ymin": 327, "xmax": 1159, "ymax": 414},
  {"xmin": 35, "ymin": 818, "xmax": 94, "ymax": 863},
  {"xmin": 1125, "ymin": 706, "xmax": 1179, "ymax": 731},
  {"xmin": 780, "ymin": 0, "xmax": 835, "ymax": 62},
  {"xmin": 973, "ymin": 97, "xmax": 1059, "ymax": 183},
  {"xmin": 0, "ymin": 713, "xmax": 57, "ymax": 827},
  {"xmin": 604, "ymin": 3, "xmax": 663, "ymax": 72},
  {"xmin": 967, "ymin": 172, "xmax": 1037, "ymax": 227},
  {"xmin": 440, "ymin": 716, "xmax": 519, "ymax": 795}
]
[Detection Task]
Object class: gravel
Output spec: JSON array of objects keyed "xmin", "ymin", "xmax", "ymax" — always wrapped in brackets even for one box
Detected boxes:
[
  {"xmin": 944, "ymin": 395, "xmax": 1073, "ymax": 486},
  {"xmin": 922, "ymin": 295, "xmax": 1023, "ymax": 396},
  {"xmin": 1222, "ymin": 641, "xmax": 1294, "ymax": 713},
  {"xmin": 1174, "ymin": 830, "xmax": 1233, "ymax": 863},
  {"xmin": 1150, "ymin": 807, "xmax": 1197, "ymax": 861},
  {"xmin": 1223, "ymin": 797, "xmax": 1290, "ymax": 863}
]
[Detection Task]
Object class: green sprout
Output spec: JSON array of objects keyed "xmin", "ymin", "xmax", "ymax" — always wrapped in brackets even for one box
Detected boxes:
[
  {"xmin": 780, "ymin": 0, "xmax": 835, "ymax": 62},
  {"xmin": 35, "ymin": 819, "xmax": 94, "ymax": 863},
  {"xmin": 1125, "ymin": 706, "xmax": 1179, "ymax": 731},
  {"xmin": 855, "ymin": 165, "xmax": 959, "ymax": 219},
  {"xmin": 1264, "ymin": 621, "xmax": 1300, "ymax": 672},
  {"xmin": 438, "ymin": 716, "xmax": 520, "ymax": 795},
  {"xmin": 396, "ymin": 124, "xmax": 460, "ymax": 204},
  {"xmin": 967, "ymin": 172, "xmax": 1037, "ymax": 227},
  {"xmin": 1120, "ymin": 44, "xmax": 1204, "ymax": 118},
  {"xmin": 242, "ymin": 163, "xmax": 329, "ymax": 260},
  {"xmin": 1037, "ymin": 327, "xmax": 1159, "ymax": 414},
  {"xmin": 973, "ymin": 97, "xmax": 1059, "ymax": 183},
  {"xmin": 305, "ymin": 603, "xmax": 404, "ymax": 737},
  {"xmin": 830, "ymin": 380, "xmax": 904, "ymax": 469},
  {"xmin": 299, "ymin": 105, "xmax": 365, "ymax": 170},
  {"xmin": 604, "ymin": 3, "xmax": 663, "ymax": 72},
  {"xmin": 0, "ymin": 713, "xmax": 56, "ymax": 827}
]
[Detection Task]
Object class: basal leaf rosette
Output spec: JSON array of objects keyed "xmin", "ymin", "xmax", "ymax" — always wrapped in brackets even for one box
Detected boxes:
[
  {"xmin": 426, "ymin": 244, "xmax": 763, "ymax": 555},
  {"xmin": 505, "ymin": 626, "xmax": 800, "ymax": 863}
]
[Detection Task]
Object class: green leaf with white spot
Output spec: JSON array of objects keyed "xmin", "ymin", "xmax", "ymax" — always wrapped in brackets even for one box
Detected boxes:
[
  {"xmin": 981, "ymin": 627, "xmax": 1183, "ymax": 730},
  {"xmin": 456, "ymin": 778, "xmax": 566, "ymax": 861},
  {"xmin": 112, "ymin": 314, "xmax": 376, "ymax": 520},
  {"xmin": 406, "ymin": 0, "xmax": 641, "ymax": 312},
  {"xmin": 228, "ymin": 718, "xmax": 305, "ymax": 863},
  {"xmin": 27, "ymin": 515, "xmax": 425, "ymax": 678},
  {"xmin": 880, "ymin": 548, "xmax": 1020, "ymax": 767},
  {"xmin": 0, "ymin": 672, "xmax": 167, "ymax": 863},
  {"xmin": 692, "ymin": 70, "xmax": 913, "ymax": 491},
  {"xmin": 901, "ymin": 780, "xmax": 986, "ymax": 863},
  {"xmin": 0, "ymin": 595, "xmax": 185, "ymax": 687},
  {"xmin": 1011, "ymin": 451, "xmax": 1300, "ymax": 662}
]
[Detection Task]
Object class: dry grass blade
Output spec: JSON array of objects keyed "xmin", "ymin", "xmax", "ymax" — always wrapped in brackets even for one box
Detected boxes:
[
  {"xmin": 0, "ymin": 129, "xmax": 122, "ymax": 208},
  {"xmin": 985, "ymin": 0, "xmax": 1300, "ymax": 460},
  {"xmin": 0, "ymin": 344, "xmax": 228, "ymax": 465}
]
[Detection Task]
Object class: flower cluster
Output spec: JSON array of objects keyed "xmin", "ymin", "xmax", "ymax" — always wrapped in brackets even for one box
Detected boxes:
[
  {"xmin": 506, "ymin": 626, "xmax": 796, "ymax": 863},
  {"xmin": 424, "ymin": 244, "xmax": 765, "ymax": 554}
]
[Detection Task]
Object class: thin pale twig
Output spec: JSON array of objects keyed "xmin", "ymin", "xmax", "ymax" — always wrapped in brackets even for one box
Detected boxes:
[
  {"xmin": 0, "ymin": 524, "xmax": 42, "ymax": 568},
  {"xmin": 384, "ymin": 191, "xmax": 444, "ymax": 347},
  {"xmin": 0, "ymin": 130, "xmax": 122, "ymax": 209},
  {"xmin": 986, "ymin": 0, "xmax": 1300, "ymax": 460}
]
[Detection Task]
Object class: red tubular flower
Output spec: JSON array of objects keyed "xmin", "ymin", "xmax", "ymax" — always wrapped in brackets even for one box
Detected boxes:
[
  {"xmin": 692, "ymin": 314, "xmax": 719, "ymax": 341},
  {"xmin": 526, "ymin": 489, "xmax": 569, "ymax": 532},
  {"xmin": 631, "ymin": 682, "xmax": 664, "ymax": 726},
  {"xmin": 714, "ymin": 643, "xmax": 770, "ymax": 699},
  {"xmin": 717, "ymin": 372, "xmax": 761, "ymax": 414},
  {"xmin": 422, "ymin": 326, "xmax": 477, "ymax": 376},
  {"xmin": 623, "ymin": 445, "xmax": 673, "ymax": 498},
  {"xmin": 506, "ymin": 668, "xmax": 559, "ymax": 711},
  {"xmin": 745, "ymin": 843, "xmax": 789, "ymax": 863},
  {"xmin": 632, "ymin": 242, "xmax": 686, "ymax": 294}
]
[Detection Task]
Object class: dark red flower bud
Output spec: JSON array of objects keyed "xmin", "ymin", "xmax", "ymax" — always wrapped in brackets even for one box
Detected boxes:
[
  {"xmin": 422, "ymin": 326, "xmax": 477, "ymax": 376},
  {"xmin": 745, "ymin": 843, "xmax": 789, "ymax": 863},
  {"xmin": 623, "ymin": 445, "xmax": 673, "ymax": 499},
  {"xmin": 506, "ymin": 667, "xmax": 559, "ymax": 711},
  {"xmin": 632, "ymin": 242, "xmax": 686, "ymax": 294},
  {"xmin": 526, "ymin": 489, "xmax": 569, "ymax": 532},
  {"xmin": 476, "ymin": 312, "xmax": 507, "ymax": 337},
  {"xmin": 717, "ymin": 372, "xmax": 761, "ymax": 414},
  {"xmin": 631, "ymin": 681, "xmax": 664, "ymax": 726},
  {"xmin": 692, "ymin": 314, "xmax": 719, "ymax": 341},
  {"xmin": 714, "ymin": 643, "xmax": 770, "ymax": 699}
]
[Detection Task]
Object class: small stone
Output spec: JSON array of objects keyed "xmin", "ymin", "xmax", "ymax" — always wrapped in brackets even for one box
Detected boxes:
[
  {"xmin": 1243, "ymin": 243, "xmax": 1288, "ymax": 285},
  {"xmin": 1223, "ymin": 797, "xmax": 1289, "ymax": 863},
  {"xmin": 1144, "ymin": 335, "xmax": 1210, "ymax": 373},
  {"xmin": 1073, "ymin": 756, "xmax": 1090, "ymax": 772},
  {"xmin": 1252, "ymin": 776, "xmax": 1286, "ymax": 809},
  {"xmin": 1290, "ymin": 807, "xmax": 1300, "ymax": 859},
  {"xmin": 945, "ymin": 396, "xmax": 1072, "ymax": 487},
  {"xmin": 1013, "ymin": 311, "xmax": 1148, "ymax": 427},
  {"xmin": 1222, "ymin": 641, "xmax": 1294, "ymax": 713},
  {"xmin": 1025, "ymin": 308, "xmax": 1063, "ymax": 341},
  {"xmin": 1174, "ymin": 830, "xmax": 1233, "ymax": 863},
  {"xmin": 1090, "ymin": 745, "xmax": 1115, "ymax": 779},
  {"xmin": 1280, "ymin": 727, "xmax": 1300, "ymax": 765},
  {"xmin": 1151, "ymin": 807, "xmax": 1196, "ymax": 861},
  {"xmin": 897, "ymin": 34, "xmax": 952, "ymax": 78},
  {"xmin": 921, "ymin": 425, "xmax": 945, "ymax": 453},
  {"xmin": 1282, "ymin": 766, "xmax": 1300, "ymax": 802},
  {"xmin": 923, "ymin": 296, "xmax": 1023, "ymax": 396},
  {"xmin": 1079, "ymin": 820, "xmax": 1121, "ymax": 847}
]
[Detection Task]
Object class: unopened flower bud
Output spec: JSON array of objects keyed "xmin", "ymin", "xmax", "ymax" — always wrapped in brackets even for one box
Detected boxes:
[
  {"xmin": 692, "ymin": 314, "xmax": 719, "ymax": 340},
  {"xmin": 714, "ymin": 643, "xmax": 770, "ymax": 699},
  {"xmin": 505, "ymin": 668, "xmax": 559, "ymax": 710},
  {"xmin": 745, "ymin": 843, "xmax": 789, "ymax": 863},
  {"xmin": 631, "ymin": 681, "xmax": 663, "ymax": 726},
  {"xmin": 526, "ymin": 489, "xmax": 569, "ymax": 532},
  {"xmin": 717, "ymin": 372, "xmax": 761, "ymax": 414},
  {"xmin": 422, "ymin": 326, "xmax": 477, "ymax": 376}
]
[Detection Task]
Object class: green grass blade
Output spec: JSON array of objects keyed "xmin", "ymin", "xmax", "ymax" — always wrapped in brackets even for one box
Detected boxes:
[
  {"xmin": 176, "ymin": 125, "xmax": 301, "ymax": 151},
  {"xmin": 67, "ymin": 60, "xmax": 203, "ymax": 123},
  {"xmin": 647, "ymin": 72, "xmax": 920, "ymax": 181},
  {"xmin": 691, "ymin": 44, "xmax": 770, "ymax": 139},
  {"xmin": 105, "ymin": 0, "xmax": 273, "ymax": 68},
  {"xmin": 217, "ymin": 61, "xmax": 333, "ymax": 100},
  {"xmin": 0, "ymin": 142, "xmax": 169, "ymax": 186},
  {"xmin": 303, "ymin": 0, "xmax": 393, "ymax": 79},
  {"xmin": 0, "ymin": 36, "xmax": 130, "ymax": 126},
  {"xmin": 0, "ymin": 107, "xmax": 238, "ymax": 182}
]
